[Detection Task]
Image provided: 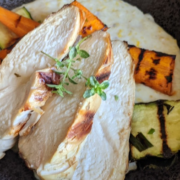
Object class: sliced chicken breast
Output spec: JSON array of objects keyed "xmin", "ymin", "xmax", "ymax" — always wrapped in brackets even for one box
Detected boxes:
[
  {"xmin": 40, "ymin": 41, "xmax": 135, "ymax": 180},
  {"xmin": 71, "ymin": 41, "xmax": 135, "ymax": 180},
  {"xmin": 18, "ymin": 31, "xmax": 113, "ymax": 178},
  {"xmin": 0, "ymin": 4, "xmax": 84, "ymax": 158},
  {"xmin": 19, "ymin": 68, "xmax": 61, "ymax": 136}
]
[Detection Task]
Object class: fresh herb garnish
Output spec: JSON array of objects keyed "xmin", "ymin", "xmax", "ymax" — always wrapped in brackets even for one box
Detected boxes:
[
  {"xmin": 130, "ymin": 132, "xmax": 153, "ymax": 152},
  {"xmin": 83, "ymin": 76, "xmax": 109, "ymax": 100},
  {"xmin": 41, "ymin": 36, "xmax": 109, "ymax": 100},
  {"xmin": 148, "ymin": 128, "xmax": 155, "ymax": 134},
  {"xmin": 130, "ymin": 134, "xmax": 146, "ymax": 152},
  {"xmin": 164, "ymin": 103, "xmax": 174, "ymax": 115},
  {"xmin": 114, "ymin": 95, "xmax": 119, "ymax": 101}
]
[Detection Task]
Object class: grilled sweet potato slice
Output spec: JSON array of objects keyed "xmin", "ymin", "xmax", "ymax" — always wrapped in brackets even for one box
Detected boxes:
[
  {"xmin": 71, "ymin": 1, "xmax": 108, "ymax": 37},
  {"xmin": 129, "ymin": 46, "xmax": 176, "ymax": 95},
  {"xmin": 0, "ymin": 6, "xmax": 39, "ymax": 37},
  {"xmin": 0, "ymin": 49, "xmax": 10, "ymax": 64}
]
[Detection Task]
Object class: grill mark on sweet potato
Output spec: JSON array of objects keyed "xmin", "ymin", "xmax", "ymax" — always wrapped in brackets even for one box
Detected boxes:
[
  {"xmin": 165, "ymin": 73, "xmax": 173, "ymax": 83},
  {"xmin": 67, "ymin": 111, "xmax": 95, "ymax": 140},
  {"xmin": 154, "ymin": 51, "xmax": 176, "ymax": 59},
  {"xmin": 152, "ymin": 58, "xmax": 160, "ymax": 65},
  {"xmin": 157, "ymin": 101, "xmax": 172, "ymax": 158},
  {"xmin": 135, "ymin": 49, "xmax": 145, "ymax": 73},
  {"xmin": 15, "ymin": 15, "xmax": 22, "ymax": 28},
  {"xmin": 101, "ymin": 24, "xmax": 108, "ymax": 31},
  {"xmin": 145, "ymin": 68, "xmax": 157, "ymax": 80},
  {"xmin": 128, "ymin": 44, "xmax": 135, "ymax": 48}
]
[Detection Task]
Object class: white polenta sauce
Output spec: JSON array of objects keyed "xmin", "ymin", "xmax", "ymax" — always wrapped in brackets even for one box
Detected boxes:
[{"xmin": 14, "ymin": 0, "xmax": 180, "ymax": 103}]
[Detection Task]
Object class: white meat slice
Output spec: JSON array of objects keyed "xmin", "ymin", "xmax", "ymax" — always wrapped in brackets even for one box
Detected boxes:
[
  {"xmin": 0, "ymin": 4, "xmax": 84, "ymax": 158},
  {"xmin": 19, "ymin": 68, "xmax": 61, "ymax": 136},
  {"xmin": 18, "ymin": 31, "xmax": 113, "ymax": 179},
  {"xmin": 71, "ymin": 41, "xmax": 135, "ymax": 180},
  {"xmin": 38, "ymin": 41, "xmax": 135, "ymax": 180}
]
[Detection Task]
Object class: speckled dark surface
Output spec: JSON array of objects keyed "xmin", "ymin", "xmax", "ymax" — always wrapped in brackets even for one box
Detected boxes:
[
  {"xmin": 0, "ymin": 150, "xmax": 36, "ymax": 180},
  {"xmin": 0, "ymin": 0, "xmax": 179, "ymax": 180}
]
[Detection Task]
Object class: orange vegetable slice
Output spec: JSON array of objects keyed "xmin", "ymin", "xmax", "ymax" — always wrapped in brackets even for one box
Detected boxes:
[
  {"xmin": 71, "ymin": 1, "xmax": 108, "ymax": 37},
  {"xmin": 0, "ymin": 6, "xmax": 39, "ymax": 37},
  {"xmin": 129, "ymin": 45, "xmax": 176, "ymax": 95}
]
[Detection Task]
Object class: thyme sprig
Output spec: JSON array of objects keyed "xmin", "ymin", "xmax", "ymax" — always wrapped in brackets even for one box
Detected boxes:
[
  {"xmin": 41, "ymin": 36, "xmax": 109, "ymax": 100},
  {"xmin": 83, "ymin": 76, "xmax": 109, "ymax": 100}
]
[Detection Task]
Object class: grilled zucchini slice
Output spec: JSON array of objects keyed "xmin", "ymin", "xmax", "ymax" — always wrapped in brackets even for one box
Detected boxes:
[
  {"xmin": 131, "ymin": 101, "xmax": 180, "ymax": 160},
  {"xmin": 14, "ymin": 7, "xmax": 33, "ymax": 19}
]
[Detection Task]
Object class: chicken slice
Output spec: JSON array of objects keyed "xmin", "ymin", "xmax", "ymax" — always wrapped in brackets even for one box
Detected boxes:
[
  {"xmin": 18, "ymin": 31, "xmax": 113, "ymax": 179},
  {"xmin": 19, "ymin": 68, "xmax": 61, "ymax": 136},
  {"xmin": 0, "ymin": 4, "xmax": 84, "ymax": 159},
  {"xmin": 38, "ymin": 41, "xmax": 135, "ymax": 180},
  {"xmin": 71, "ymin": 41, "xmax": 135, "ymax": 180}
]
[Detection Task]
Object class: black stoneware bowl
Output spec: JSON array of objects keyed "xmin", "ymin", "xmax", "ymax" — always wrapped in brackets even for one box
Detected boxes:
[{"xmin": 0, "ymin": 0, "xmax": 180, "ymax": 180}]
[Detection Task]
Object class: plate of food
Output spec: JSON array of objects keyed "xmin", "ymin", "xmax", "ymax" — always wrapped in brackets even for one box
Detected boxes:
[{"xmin": 0, "ymin": 0, "xmax": 179, "ymax": 180}]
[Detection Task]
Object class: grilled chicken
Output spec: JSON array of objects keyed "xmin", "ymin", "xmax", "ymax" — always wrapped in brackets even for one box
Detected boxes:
[
  {"xmin": 70, "ymin": 41, "xmax": 135, "ymax": 180},
  {"xmin": 19, "ymin": 30, "xmax": 113, "ymax": 179},
  {"xmin": 19, "ymin": 40, "xmax": 135, "ymax": 180},
  {"xmin": 19, "ymin": 68, "xmax": 61, "ymax": 136},
  {"xmin": 0, "ymin": 4, "xmax": 84, "ymax": 159}
]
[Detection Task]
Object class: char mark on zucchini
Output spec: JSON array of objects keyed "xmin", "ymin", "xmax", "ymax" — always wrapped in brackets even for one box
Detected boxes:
[{"xmin": 157, "ymin": 101, "xmax": 172, "ymax": 158}]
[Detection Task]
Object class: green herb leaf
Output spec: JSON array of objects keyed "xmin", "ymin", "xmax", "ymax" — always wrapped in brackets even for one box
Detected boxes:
[
  {"xmin": 85, "ymin": 78, "xmax": 91, "ymax": 86},
  {"xmin": 90, "ymin": 88, "xmax": 96, "ymax": 96},
  {"xmin": 78, "ymin": 50, "xmax": 90, "ymax": 58},
  {"xmin": 53, "ymin": 70, "xmax": 65, "ymax": 75},
  {"xmin": 41, "ymin": 51, "xmax": 58, "ymax": 62},
  {"xmin": 68, "ymin": 76, "xmax": 77, "ymax": 84},
  {"xmin": 76, "ymin": 35, "xmax": 91, "ymax": 50},
  {"xmin": 164, "ymin": 103, "xmax": 174, "ymax": 115},
  {"xmin": 69, "ymin": 47, "xmax": 77, "ymax": 59},
  {"xmin": 64, "ymin": 89, "xmax": 72, "ymax": 95},
  {"xmin": 58, "ymin": 90, "xmax": 64, "ymax": 97},
  {"xmin": 56, "ymin": 61, "xmax": 65, "ymax": 68},
  {"xmin": 46, "ymin": 84, "xmax": 58, "ymax": 88},
  {"xmin": 148, "ymin": 128, "xmax": 155, "ymax": 134},
  {"xmin": 76, "ymin": 58, "xmax": 81, "ymax": 61},
  {"xmin": 130, "ymin": 132, "xmax": 153, "ymax": 152},
  {"xmin": 136, "ymin": 133, "xmax": 153, "ymax": 149},
  {"xmin": 63, "ymin": 82, "xmax": 69, "ymax": 86},
  {"xmin": 83, "ymin": 89, "xmax": 92, "ymax": 98},
  {"xmin": 89, "ymin": 76, "xmax": 96, "ymax": 86},
  {"xmin": 72, "ymin": 69, "xmax": 83, "ymax": 79},
  {"xmin": 130, "ymin": 134, "xmax": 146, "ymax": 152},
  {"xmin": 99, "ymin": 80, "xmax": 109, "ymax": 89},
  {"xmin": 114, "ymin": 95, "xmax": 119, "ymax": 101},
  {"xmin": 51, "ymin": 90, "xmax": 60, "ymax": 95},
  {"xmin": 99, "ymin": 91, "xmax": 107, "ymax": 101}
]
